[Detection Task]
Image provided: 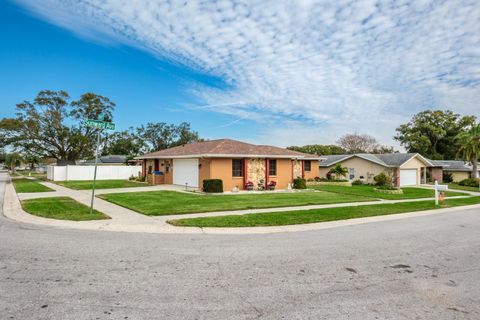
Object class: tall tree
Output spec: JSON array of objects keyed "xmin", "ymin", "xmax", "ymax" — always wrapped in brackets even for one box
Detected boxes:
[
  {"xmin": 287, "ymin": 144, "xmax": 346, "ymax": 155},
  {"xmin": 137, "ymin": 122, "xmax": 201, "ymax": 152},
  {"xmin": 395, "ymin": 110, "xmax": 476, "ymax": 159},
  {"xmin": 102, "ymin": 128, "xmax": 143, "ymax": 159},
  {"xmin": 456, "ymin": 123, "xmax": 480, "ymax": 179},
  {"xmin": 337, "ymin": 133, "xmax": 393, "ymax": 154},
  {"xmin": 0, "ymin": 90, "xmax": 115, "ymax": 164}
]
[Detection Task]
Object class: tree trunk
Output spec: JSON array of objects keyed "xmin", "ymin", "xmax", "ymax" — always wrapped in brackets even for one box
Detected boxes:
[{"xmin": 472, "ymin": 158, "xmax": 479, "ymax": 179}]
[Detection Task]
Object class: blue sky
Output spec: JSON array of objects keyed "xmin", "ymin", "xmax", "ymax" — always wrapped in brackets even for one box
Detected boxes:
[{"xmin": 1, "ymin": 0, "xmax": 479, "ymax": 148}]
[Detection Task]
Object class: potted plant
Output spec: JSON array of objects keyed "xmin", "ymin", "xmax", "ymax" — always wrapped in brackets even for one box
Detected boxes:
[
  {"xmin": 245, "ymin": 181, "xmax": 254, "ymax": 191},
  {"xmin": 267, "ymin": 180, "xmax": 277, "ymax": 190}
]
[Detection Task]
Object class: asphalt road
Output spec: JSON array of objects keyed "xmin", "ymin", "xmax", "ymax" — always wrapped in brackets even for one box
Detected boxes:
[{"xmin": 1, "ymin": 173, "xmax": 479, "ymax": 320}]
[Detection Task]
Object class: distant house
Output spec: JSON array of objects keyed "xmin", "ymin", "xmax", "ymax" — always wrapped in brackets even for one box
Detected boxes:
[
  {"xmin": 135, "ymin": 139, "xmax": 321, "ymax": 191},
  {"xmin": 428, "ymin": 160, "xmax": 480, "ymax": 182},
  {"xmin": 319, "ymin": 153, "xmax": 433, "ymax": 187},
  {"xmin": 81, "ymin": 155, "xmax": 127, "ymax": 165}
]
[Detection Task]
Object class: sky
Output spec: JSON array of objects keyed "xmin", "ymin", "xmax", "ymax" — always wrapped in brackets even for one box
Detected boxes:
[{"xmin": 1, "ymin": 0, "xmax": 479, "ymax": 149}]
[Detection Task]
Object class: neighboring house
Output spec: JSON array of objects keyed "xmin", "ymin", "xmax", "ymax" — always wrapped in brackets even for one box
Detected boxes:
[
  {"xmin": 80, "ymin": 155, "xmax": 127, "ymax": 165},
  {"xmin": 319, "ymin": 153, "xmax": 433, "ymax": 187},
  {"xmin": 135, "ymin": 139, "xmax": 321, "ymax": 191},
  {"xmin": 428, "ymin": 160, "xmax": 480, "ymax": 182}
]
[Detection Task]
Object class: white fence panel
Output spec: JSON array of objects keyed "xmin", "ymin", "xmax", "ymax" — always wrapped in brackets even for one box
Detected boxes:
[{"xmin": 47, "ymin": 165, "xmax": 141, "ymax": 181}]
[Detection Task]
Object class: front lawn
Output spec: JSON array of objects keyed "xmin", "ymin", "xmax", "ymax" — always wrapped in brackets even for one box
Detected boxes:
[
  {"xmin": 169, "ymin": 196, "xmax": 480, "ymax": 228},
  {"xmin": 311, "ymin": 185, "xmax": 466, "ymax": 200},
  {"xmin": 12, "ymin": 178, "xmax": 53, "ymax": 193},
  {"xmin": 448, "ymin": 183, "xmax": 479, "ymax": 192},
  {"xmin": 55, "ymin": 180, "xmax": 147, "ymax": 190},
  {"xmin": 21, "ymin": 197, "xmax": 110, "ymax": 221},
  {"xmin": 98, "ymin": 190, "xmax": 375, "ymax": 216}
]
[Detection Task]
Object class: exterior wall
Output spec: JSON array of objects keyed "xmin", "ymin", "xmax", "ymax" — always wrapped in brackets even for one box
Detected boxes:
[
  {"xmin": 209, "ymin": 158, "xmax": 245, "ymax": 192},
  {"xmin": 430, "ymin": 167, "xmax": 443, "ymax": 182},
  {"xmin": 449, "ymin": 171, "xmax": 470, "ymax": 182},
  {"xmin": 303, "ymin": 160, "xmax": 319, "ymax": 180},
  {"xmin": 268, "ymin": 159, "xmax": 292, "ymax": 189},
  {"xmin": 320, "ymin": 157, "xmax": 391, "ymax": 184},
  {"xmin": 198, "ymin": 158, "xmax": 211, "ymax": 189},
  {"xmin": 400, "ymin": 157, "xmax": 426, "ymax": 185},
  {"xmin": 247, "ymin": 158, "xmax": 266, "ymax": 188},
  {"xmin": 293, "ymin": 160, "xmax": 302, "ymax": 178}
]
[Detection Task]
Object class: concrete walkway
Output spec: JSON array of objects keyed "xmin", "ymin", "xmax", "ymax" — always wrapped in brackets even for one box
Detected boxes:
[{"xmin": 3, "ymin": 173, "xmax": 479, "ymax": 234}]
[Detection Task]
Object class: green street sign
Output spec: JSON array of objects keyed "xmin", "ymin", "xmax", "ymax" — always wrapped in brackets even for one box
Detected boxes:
[{"xmin": 83, "ymin": 119, "xmax": 115, "ymax": 130}]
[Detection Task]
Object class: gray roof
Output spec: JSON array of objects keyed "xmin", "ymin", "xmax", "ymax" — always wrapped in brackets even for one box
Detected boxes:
[
  {"xmin": 83, "ymin": 155, "xmax": 127, "ymax": 164},
  {"xmin": 320, "ymin": 153, "xmax": 429, "ymax": 168},
  {"xmin": 429, "ymin": 160, "xmax": 478, "ymax": 172}
]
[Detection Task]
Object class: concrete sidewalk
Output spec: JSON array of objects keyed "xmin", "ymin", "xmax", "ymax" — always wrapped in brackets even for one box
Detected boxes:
[{"xmin": 3, "ymin": 174, "xmax": 478, "ymax": 234}]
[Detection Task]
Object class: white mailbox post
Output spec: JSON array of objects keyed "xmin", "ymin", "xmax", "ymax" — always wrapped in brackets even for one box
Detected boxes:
[{"xmin": 434, "ymin": 180, "xmax": 448, "ymax": 206}]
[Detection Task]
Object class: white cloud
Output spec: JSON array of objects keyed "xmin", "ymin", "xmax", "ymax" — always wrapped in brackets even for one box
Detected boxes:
[{"xmin": 16, "ymin": 0, "xmax": 480, "ymax": 146}]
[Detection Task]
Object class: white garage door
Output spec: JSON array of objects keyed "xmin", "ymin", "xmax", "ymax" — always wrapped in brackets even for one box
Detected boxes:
[
  {"xmin": 173, "ymin": 159, "xmax": 199, "ymax": 188},
  {"xmin": 400, "ymin": 169, "xmax": 417, "ymax": 186}
]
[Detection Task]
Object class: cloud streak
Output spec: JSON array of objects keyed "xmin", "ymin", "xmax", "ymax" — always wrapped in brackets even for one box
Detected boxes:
[{"xmin": 16, "ymin": 0, "xmax": 480, "ymax": 146}]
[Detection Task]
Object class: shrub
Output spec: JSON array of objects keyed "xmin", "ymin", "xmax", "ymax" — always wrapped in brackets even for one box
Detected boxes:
[
  {"xmin": 352, "ymin": 179, "xmax": 363, "ymax": 185},
  {"xmin": 314, "ymin": 176, "xmax": 321, "ymax": 182},
  {"xmin": 293, "ymin": 178, "xmax": 307, "ymax": 189},
  {"xmin": 443, "ymin": 172, "xmax": 453, "ymax": 183},
  {"xmin": 203, "ymin": 179, "xmax": 223, "ymax": 193},
  {"xmin": 326, "ymin": 172, "xmax": 332, "ymax": 180},
  {"xmin": 374, "ymin": 172, "xmax": 392, "ymax": 186},
  {"xmin": 458, "ymin": 178, "xmax": 479, "ymax": 188}
]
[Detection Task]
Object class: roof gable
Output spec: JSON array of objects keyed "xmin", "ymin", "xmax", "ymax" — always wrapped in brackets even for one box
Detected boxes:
[{"xmin": 320, "ymin": 153, "xmax": 432, "ymax": 168}]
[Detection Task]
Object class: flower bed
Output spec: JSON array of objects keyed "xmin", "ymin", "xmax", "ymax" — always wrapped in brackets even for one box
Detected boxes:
[{"xmin": 373, "ymin": 187, "xmax": 403, "ymax": 194}]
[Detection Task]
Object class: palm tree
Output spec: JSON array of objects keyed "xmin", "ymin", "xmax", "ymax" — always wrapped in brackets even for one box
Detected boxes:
[
  {"xmin": 329, "ymin": 163, "xmax": 348, "ymax": 179},
  {"xmin": 456, "ymin": 123, "xmax": 480, "ymax": 179}
]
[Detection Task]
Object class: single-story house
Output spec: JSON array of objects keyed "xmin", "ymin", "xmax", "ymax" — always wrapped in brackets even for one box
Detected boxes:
[
  {"xmin": 135, "ymin": 139, "xmax": 321, "ymax": 191},
  {"xmin": 319, "ymin": 153, "xmax": 433, "ymax": 187},
  {"xmin": 428, "ymin": 160, "xmax": 480, "ymax": 182},
  {"xmin": 81, "ymin": 155, "xmax": 127, "ymax": 165}
]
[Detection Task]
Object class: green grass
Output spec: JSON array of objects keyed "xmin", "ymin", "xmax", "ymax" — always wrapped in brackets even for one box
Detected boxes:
[
  {"xmin": 310, "ymin": 184, "xmax": 466, "ymax": 200},
  {"xmin": 169, "ymin": 196, "xmax": 480, "ymax": 228},
  {"xmin": 55, "ymin": 180, "xmax": 147, "ymax": 190},
  {"xmin": 12, "ymin": 178, "xmax": 53, "ymax": 193},
  {"xmin": 447, "ymin": 183, "xmax": 480, "ymax": 192},
  {"xmin": 98, "ymin": 190, "xmax": 375, "ymax": 216},
  {"xmin": 21, "ymin": 197, "xmax": 110, "ymax": 221}
]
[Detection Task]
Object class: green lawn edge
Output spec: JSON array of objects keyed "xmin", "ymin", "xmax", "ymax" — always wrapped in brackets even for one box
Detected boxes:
[
  {"xmin": 168, "ymin": 196, "xmax": 480, "ymax": 228},
  {"xmin": 98, "ymin": 190, "xmax": 377, "ymax": 216},
  {"xmin": 21, "ymin": 196, "xmax": 110, "ymax": 221},
  {"xmin": 55, "ymin": 180, "xmax": 148, "ymax": 190},
  {"xmin": 12, "ymin": 178, "xmax": 54, "ymax": 193},
  {"xmin": 447, "ymin": 183, "xmax": 480, "ymax": 192}
]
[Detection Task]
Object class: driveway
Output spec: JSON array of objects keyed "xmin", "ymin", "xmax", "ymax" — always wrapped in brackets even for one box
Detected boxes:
[{"xmin": 1, "ymin": 172, "xmax": 479, "ymax": 319}]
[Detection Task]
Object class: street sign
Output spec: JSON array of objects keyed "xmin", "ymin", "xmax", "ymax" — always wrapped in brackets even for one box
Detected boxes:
[{"xmin": 83, "ymin": 119, "xmax": 115, "ymax": 130}]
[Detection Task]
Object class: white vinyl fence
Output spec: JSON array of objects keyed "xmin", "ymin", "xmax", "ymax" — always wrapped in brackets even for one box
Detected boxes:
[{"xmin": 47, "ymin": 165, "xmax": 141, "ymax": 181}]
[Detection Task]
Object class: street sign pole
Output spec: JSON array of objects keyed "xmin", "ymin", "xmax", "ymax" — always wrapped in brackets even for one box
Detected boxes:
[
  {"xmin": 83, "ymin": 117, "xmax": 115, "ymax": 214},
  {"xmin": 90, "ymin": 130, "xmax": 101, "ymax": 214}
]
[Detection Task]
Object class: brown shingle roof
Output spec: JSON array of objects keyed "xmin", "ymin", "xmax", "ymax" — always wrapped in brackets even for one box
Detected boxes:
[{"xmin": 135, "ymin": 139, "xmax": 320, "ymax": 159}]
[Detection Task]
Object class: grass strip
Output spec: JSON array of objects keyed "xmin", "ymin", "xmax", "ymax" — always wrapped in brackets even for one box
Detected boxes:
[
  {"xmin": 310, "ymin": 185, "xmax": 466, "ymax": 200},
  {"xmin": 168, "ymin": 196, "xmax": 480, "ymax": 228},
  {"xmin": 21, "ymin": 197, "xmax": 110, "ymax": 221},
  {"xmin": 55, "ymin": 180, "xmax": 147, "ymax": 190},
  {"xmin": 13, "ymin": 178, "xmax": 53, "ymax": 193}
]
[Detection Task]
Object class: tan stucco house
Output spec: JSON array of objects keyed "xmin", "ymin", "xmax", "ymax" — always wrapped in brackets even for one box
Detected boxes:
[
  {"xmin": 319, "ymin": 153, "xmax": 433, "ymax": 187},
  {"xmin": 135, "ymin": 139, "xmax": 320, "ymax": 192},
  {"xmin": 428, "ymin": 160, "xmax": 480, "ymax": 182}
]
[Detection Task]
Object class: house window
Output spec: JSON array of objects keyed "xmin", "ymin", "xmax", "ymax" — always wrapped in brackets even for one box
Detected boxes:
[
  {"xmin": 147, "ymin": 165, "xmax": 152, "ymax": 174},
  {"xmin": 232, "ymin": 159, "xmax": 244, "ymax": 177},
  {"xmin": 269, "ymin": 159, "xmax": 277, "ymax": 176},
  {"xmin": 304, "ymin": 160, "xmax": 311, "ymax": 172},
  {"xmin": 165, "ymin": 161, "xmax": 170, "ymax": 173}
]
